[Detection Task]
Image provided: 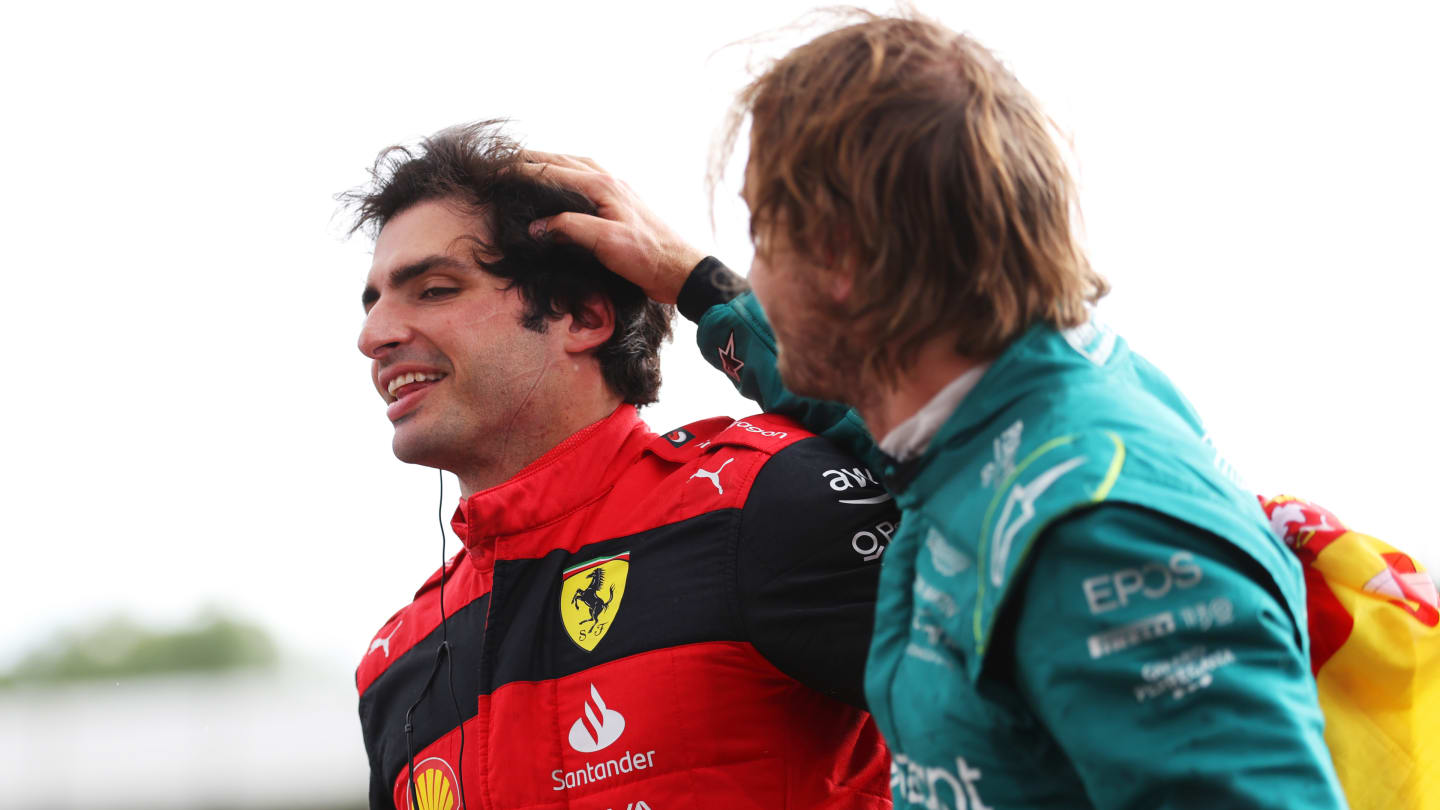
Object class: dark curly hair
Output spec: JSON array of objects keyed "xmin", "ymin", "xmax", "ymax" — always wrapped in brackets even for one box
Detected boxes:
[{"xmin": 340, "ymin": 120, "xmax": 673, "ymax": 405}]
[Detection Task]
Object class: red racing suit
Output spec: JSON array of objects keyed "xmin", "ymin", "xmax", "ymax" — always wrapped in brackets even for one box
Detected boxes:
[{"xmin": 356, "ymin": 405, "xmax": 896, "ymax": 809}]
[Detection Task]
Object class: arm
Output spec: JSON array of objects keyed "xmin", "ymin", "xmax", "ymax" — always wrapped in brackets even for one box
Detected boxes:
[
  {"xmin": 733, "ymin": 435, "xmax": 898, "ymax": 709},
  {"xmin": 680, "ymin": 258, "xmax": 879, "ymax": 467},
  {"xmin": 1008, "ymin": 504, "xmax": 1346, "ymax": 809},
  {"xmin": 517, "ymin": 154, "xmax": 880, "ymax": 464}
]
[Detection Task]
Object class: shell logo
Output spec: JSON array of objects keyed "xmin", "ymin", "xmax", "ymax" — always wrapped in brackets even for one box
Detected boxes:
[{"xmin": 395, "ymin": 757, "xmax": 462, "ymax": 810}]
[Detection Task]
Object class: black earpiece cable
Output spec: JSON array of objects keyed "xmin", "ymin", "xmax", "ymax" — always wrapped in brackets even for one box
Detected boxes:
[{"xmin": 402, "ymin": 469, "xmax": 468, "ymax": 808}]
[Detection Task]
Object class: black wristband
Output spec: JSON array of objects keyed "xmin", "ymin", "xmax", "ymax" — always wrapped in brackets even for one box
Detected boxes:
[{"xmin": 677, "ymin": 256, "xmax": 749, "ymax": 323}]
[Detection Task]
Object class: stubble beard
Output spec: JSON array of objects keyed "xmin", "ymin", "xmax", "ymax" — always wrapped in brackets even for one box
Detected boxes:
[{"xmin": 773, "ymin": 305, "xmax": 878, "ymax": 412}]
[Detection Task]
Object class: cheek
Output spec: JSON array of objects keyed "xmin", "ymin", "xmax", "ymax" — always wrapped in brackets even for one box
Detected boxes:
[{"xmin": 747, "ymin": 259, "xmax": 775, "ymax": 311}]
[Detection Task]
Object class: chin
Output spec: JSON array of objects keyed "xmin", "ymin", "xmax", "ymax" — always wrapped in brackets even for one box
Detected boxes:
[
  {"xmin": 777, "ymin": 351, "xmax": 848, "ymax": 404},
  {"xmin": 390, "ymin": 426, "xmax": 448, "ymax": 470}
]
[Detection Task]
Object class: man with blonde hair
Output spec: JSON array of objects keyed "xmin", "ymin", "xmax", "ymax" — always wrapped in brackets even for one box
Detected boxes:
[{"xmin": 524, "ymin": 10, "xmax": 1351, "ymax": 809}]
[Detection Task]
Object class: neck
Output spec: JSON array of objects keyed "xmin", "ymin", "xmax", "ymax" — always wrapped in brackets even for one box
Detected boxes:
[
  {"xmin": 856, "ymin": 338, "xmax": 983, "ymax": 441},
  {"xmin": 455, "ymin": 381, "xmax": 622, "ymax": 498}
]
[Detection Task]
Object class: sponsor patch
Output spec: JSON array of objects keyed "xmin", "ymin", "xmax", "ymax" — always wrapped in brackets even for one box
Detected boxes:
[
  {"xmin": 926, "ymin": 528, "xmax": 971, "ymax": 577},
  {"xmin": 568, "ymin": 684, "xmax": 626, "ymax": 753},
  {"xmin": 990, "ymin": 454, "xmax": 1086, "ymax": 586},
  {"xmin": 663, "ymin": 428, "xmax": 693, "ymax": 448},
  {"xmin": 1087, "ymin": 611, "xmax": 1177, "ymax": 659},
  {"xmin": 1134, "ymin": 645, "xmax": 1236, "ymax": 703},
  {"xmin": 890, "ymin": 753, "xmax": 989, "ymax": 810},
  {"xmin": 1082, "ymin": 552, "xmax": 1204, "ymax": 615},
  {"xmin": 717, "ymin": 331, "xmax": 745, "ymax": 382},
  {"xmin": 396, "ymin": 757, "xmax": 462, "ymax": 810},
  {"xmin": 980, "ymin": 420, "xmax": 1024, "ymax": 489},
  {"xmin": 560, "ymin": 552, "xmax": 630, "ymax": 652},
  {"xmin": 852, "ymin": 520, "xmax": 897, "ymax": 561}
]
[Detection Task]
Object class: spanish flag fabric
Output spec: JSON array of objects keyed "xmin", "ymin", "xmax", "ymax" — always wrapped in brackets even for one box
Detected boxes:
[{"xmin": 1261, "ymin": 495, "xmax": 1439, "ymax": 809}]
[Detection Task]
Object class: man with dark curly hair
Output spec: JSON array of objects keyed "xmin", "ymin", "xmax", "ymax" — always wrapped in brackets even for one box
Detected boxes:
[{"xmin": 344, "ymin": 121, "xmax": 896, "ymax": 810}]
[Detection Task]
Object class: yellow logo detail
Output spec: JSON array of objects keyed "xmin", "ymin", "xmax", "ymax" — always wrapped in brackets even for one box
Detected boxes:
[
  {"xmin": 560, "ymin": 552, "xmax": 630, "ymax": 652},
  {"xmin": 409, "ymin": 765, "xmax": 455, "ymax": 810}
]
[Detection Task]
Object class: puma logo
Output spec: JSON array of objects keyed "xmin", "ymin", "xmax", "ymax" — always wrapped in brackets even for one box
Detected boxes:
[
  {"xmin": 368, "ymin": 619, "xmax": 402, "ymax": 658},
  {"xmin": 689, "ymin": 458, "xmax": 734, "ymax": 495}
]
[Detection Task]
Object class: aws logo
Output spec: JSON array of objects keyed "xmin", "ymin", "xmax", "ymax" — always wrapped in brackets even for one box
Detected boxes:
[
  {"xmin": 395, "ymin": 757, "xmax": 461, "ymax": 810},
  {"xmin": 560, "ymin": 551, "xmax": 631, "ymax": 652}
]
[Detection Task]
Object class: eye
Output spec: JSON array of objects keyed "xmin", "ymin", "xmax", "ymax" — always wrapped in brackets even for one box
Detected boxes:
[{"xmin": 420, "ymin": 286, "xmax": 460, "ymax": 300}]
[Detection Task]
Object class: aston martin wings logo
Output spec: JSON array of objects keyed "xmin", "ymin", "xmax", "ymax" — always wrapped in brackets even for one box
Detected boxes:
[{"xmin": 560, "ymin": 551, "xmax": 631, "ymax": 652}]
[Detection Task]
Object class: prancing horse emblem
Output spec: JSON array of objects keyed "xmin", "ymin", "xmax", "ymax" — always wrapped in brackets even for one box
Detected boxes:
[
  {"xmin": 560, "ymin": 551, "xmax": 631, "ymax": 652},
  {"xmin": 572, "ymin": 568, "xmax": 614, "ymax": 628}
]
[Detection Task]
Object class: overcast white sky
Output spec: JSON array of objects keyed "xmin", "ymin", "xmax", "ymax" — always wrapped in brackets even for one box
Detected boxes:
[{"xmin": 1, "ymin": 0, "xmax": 1435, "ymax": 672}]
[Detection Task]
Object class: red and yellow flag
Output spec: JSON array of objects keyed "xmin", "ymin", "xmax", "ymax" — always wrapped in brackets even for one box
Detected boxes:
[{"xmin": 1261, "ymin": 494, "xmax": 1439, "ymax": 809}]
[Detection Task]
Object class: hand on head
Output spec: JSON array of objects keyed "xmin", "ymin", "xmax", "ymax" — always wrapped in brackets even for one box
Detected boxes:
[{"xmin": 516, "ymin": 151, "xmax": 704, "ymax": 305}]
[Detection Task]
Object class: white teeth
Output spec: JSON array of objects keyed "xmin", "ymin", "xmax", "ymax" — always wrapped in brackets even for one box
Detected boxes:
[{"xmin": 386, "ymin": 372, "xmax": 444, "ymax": 399}]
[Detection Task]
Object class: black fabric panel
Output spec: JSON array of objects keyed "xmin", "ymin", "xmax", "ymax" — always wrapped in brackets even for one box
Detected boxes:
[
  {"xmin": 736, "ymin": 436, "xmax": 895, "ymax": 709},
  {"xmin": 359, "ymin": 592, "xmax": 489, "ymax": 810},
  {"xmin": 360, "ymin": 511, "xmax": 748, "ymax": 806},
  {"xmin": 486, "ymin": 510, "xmax": 746, "ymax": 690},
  {"xmin": 677, "ymin": 256, "xmax": 748, "ymax": 323}
]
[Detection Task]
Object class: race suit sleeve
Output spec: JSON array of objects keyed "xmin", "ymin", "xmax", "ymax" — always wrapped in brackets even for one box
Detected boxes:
[
  {"xmin": 1008, "ymin": 503, "xmax": 1347, "ymax": 809},
  {"xmin": 733, "ymin": 434, "xmax": 898, "ymax": 710},
  {"xmin": 679, "ymin": 257, "xmax": 883, "ymax": 470}
]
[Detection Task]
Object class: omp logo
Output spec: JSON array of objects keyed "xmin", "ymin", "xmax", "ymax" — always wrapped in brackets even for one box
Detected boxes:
[
  {"xmin": 891, "ymin": 752, "xmax": 991, "ymax": 810},
  {"xmin": 568, "ymin": 684, "xmax": 627, "ymax": 753},
  {"xmin": 989, "ymin": 455, "xmax": 1086, "ymax": 586},
  {"xmin": 396, "ymin": 756, "xmax": 461, "ymax": 810},
  {"xmin": 723, "ymin": 419, "xmax": 788, "ymax": 439},
  {"xmin": 852, "ymin": 520, "xmax": 897, "ymax": 561}
]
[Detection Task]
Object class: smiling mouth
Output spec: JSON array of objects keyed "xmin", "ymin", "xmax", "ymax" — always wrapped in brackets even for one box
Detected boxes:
[{"xmin": 386, "ymin": 371, "xmax": 447, "ymax": 402}]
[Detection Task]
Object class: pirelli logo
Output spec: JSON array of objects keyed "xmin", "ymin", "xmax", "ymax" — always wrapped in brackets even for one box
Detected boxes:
[{"xmin": 1087, "ymin": 611, "xmax": 1176, "ymax": 659}]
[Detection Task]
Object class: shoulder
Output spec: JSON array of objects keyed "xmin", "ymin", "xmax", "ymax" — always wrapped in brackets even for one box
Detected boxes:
[
  {"xmin": 635, "ymin": 413, "xmax": 811, "ymax": 509},
  {"xmin": 649, "ymin": 412, "xmax": 810, "ymax": 460},
  {"xmin": 649, "ymin": 412, "xmax": 886, "ymax": 503},
  {"xmin": 355, "ymin": 551, "xmax": 480, "ymax": 697}
]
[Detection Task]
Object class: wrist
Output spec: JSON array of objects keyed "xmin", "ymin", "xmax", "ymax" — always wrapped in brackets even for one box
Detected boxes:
[{"xmin": 677, "ymin": 257, "xmax": 749, "ymax": 323}]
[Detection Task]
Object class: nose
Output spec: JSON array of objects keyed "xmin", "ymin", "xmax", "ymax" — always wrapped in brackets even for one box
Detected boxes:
[{"xmin": 357, "ymin": 298, "xmax": 409, "ymax": 359}]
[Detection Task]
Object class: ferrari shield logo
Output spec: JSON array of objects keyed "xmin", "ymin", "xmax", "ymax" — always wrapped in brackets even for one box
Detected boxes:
[{"xmin": 560, "ymin": 551, "xmax": 630, "ymax": 651}]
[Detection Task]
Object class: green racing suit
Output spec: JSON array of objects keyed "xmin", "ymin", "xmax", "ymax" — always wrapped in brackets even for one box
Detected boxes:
[{"xmin": 677, "ymin": 258, "xmax": 1347, "ymax": 809}]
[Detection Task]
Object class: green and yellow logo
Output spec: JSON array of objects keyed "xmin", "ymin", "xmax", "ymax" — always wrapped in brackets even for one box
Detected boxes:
[{"xmin": 560, "ymin": 551, "xmax": 630, "ymax": 652}]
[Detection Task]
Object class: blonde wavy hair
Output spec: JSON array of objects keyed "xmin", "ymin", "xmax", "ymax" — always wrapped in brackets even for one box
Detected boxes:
[{"xmin": 719, "ymin": 10, "xmax": 1108, "ymax": 385}]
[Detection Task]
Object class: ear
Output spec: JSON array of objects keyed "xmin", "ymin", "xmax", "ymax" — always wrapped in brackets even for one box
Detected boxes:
[{"xmin": 563, "ymin": 293, "xmax": 616, "ymax": 355}]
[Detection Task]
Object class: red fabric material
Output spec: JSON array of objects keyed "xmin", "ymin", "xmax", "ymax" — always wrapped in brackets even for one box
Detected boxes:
[{"xmin": 360, "ymin": 405, "xmax": 891, "ymax": 809}]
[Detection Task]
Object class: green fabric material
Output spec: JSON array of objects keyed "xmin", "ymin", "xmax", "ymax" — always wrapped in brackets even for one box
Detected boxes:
[{"xmin": 696, "ymin": 291, "xmax": 1346, "ymax": 809}]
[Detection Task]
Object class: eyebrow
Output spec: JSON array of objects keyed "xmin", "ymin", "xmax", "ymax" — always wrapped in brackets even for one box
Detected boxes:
[{"xmin": 361, "ymin": 255, "xmax": 469, "ymax": 309}]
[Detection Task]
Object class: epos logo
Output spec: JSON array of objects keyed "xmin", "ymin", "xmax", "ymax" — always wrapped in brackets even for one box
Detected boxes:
[{"xmin": 1083, "ymin": 552, "xmax": 1203, "ymax": 615}]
